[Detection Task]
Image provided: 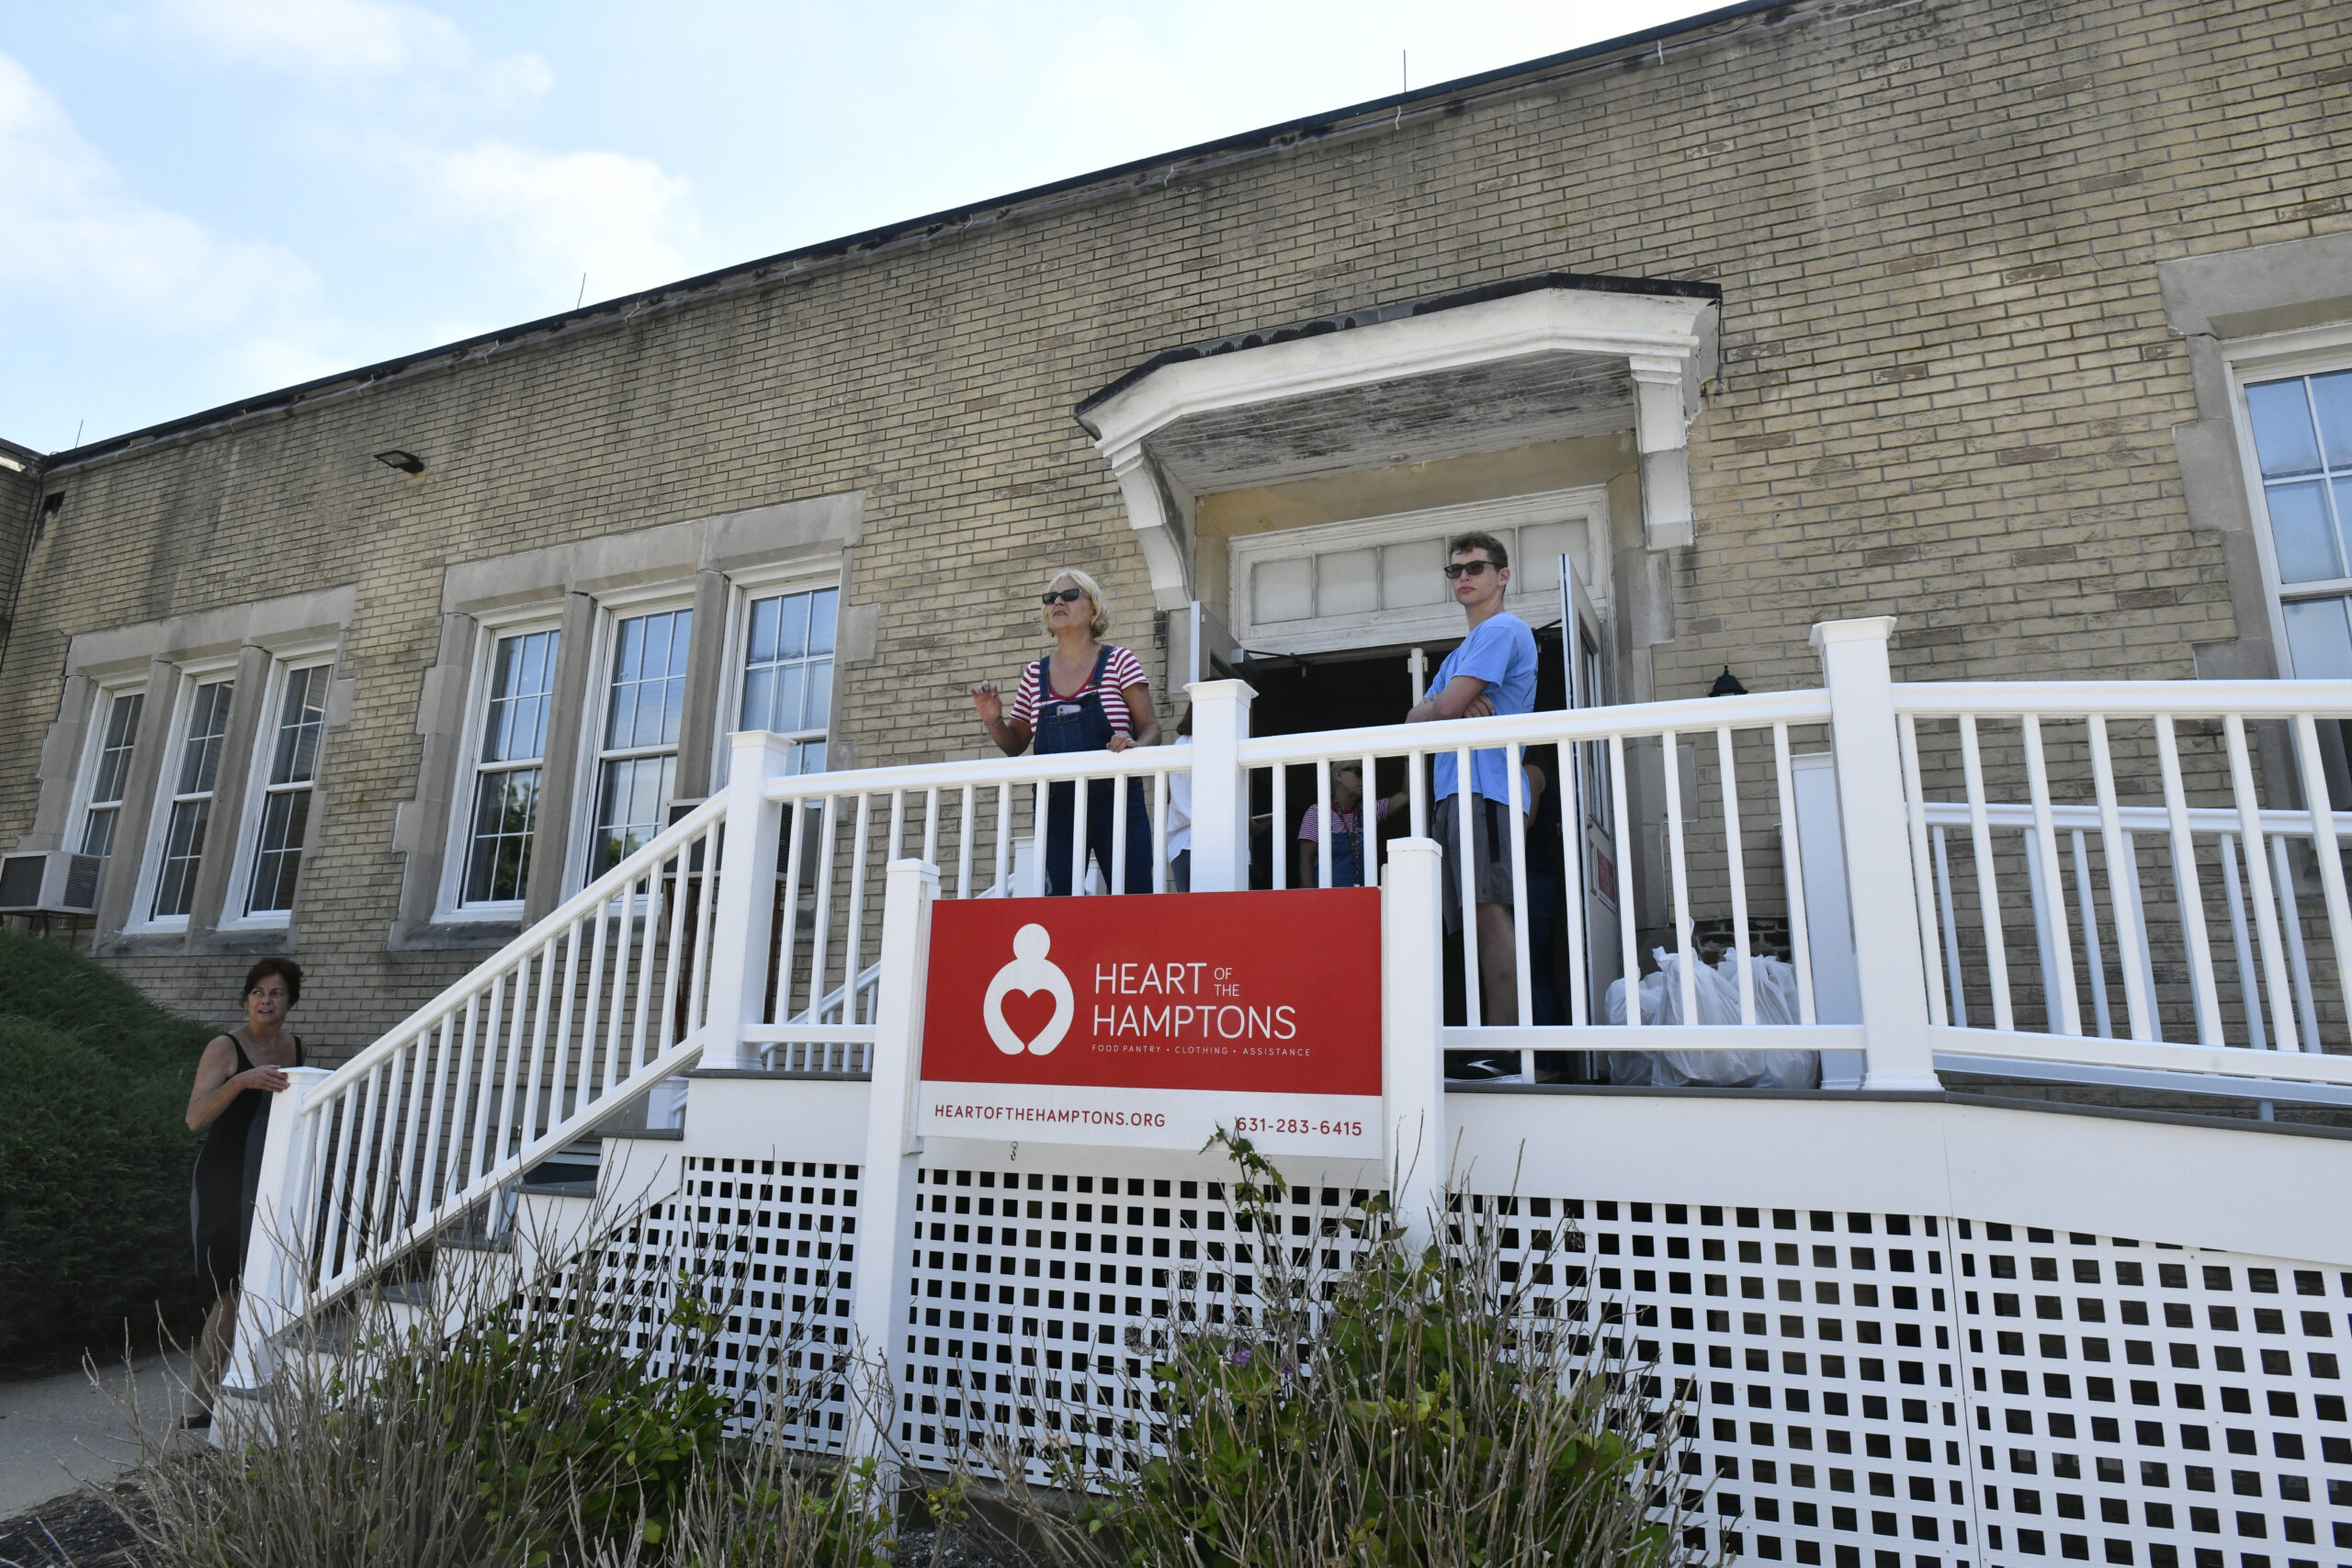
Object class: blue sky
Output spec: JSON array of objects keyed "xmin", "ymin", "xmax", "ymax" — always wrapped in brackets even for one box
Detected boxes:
[{"xmin": 1, "ymin": 0, "xmax": 1720, "ymax": 452}]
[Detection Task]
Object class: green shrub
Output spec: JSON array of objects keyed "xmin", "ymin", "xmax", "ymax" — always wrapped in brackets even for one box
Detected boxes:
[
  {"xmin": 0, "ymin": 930, "xmax": 212, "ymax": 1363},
  {"xmin": 999, "ymin": 1132, "xmax": 1686, "ymax": 1568},
  {"xmin": 114, "ymin": 1214, "xmax": 898, "ymax": 1567}
]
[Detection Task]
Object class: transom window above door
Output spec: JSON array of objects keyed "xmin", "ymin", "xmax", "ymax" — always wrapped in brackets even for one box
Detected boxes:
[{"xmin": 1225, "ymin": 489, "xmax": 1611, "ymax": 658}]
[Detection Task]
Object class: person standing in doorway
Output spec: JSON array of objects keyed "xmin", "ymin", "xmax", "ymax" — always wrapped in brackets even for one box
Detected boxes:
[
  {"xmin": 1407, "ymin": 532, "xmax": 1539, "ymax": 1025},
  {"xmin": 1295, "ymin": 761, "xmax": 1398, "ymax": 888},
  {"xmin": 970, "ymin": 567, "xmax": 1162, "ymax": 894},
  {"xmin": 183, "ymin": 957, "xmax": 306, "ymax": 1427}
]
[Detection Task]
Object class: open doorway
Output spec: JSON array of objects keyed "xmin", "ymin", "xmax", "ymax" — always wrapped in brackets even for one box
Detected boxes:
[{"xmin": 1232, "ymin": 630, "xmax": 1581, "ymax": 1053}]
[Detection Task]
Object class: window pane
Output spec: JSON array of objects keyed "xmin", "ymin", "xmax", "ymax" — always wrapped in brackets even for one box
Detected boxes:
[
  {"xmin": 808, "ymin": 589, "xmax": 837, "ymax": 656},
  {"xmin": 269, "ymin": 666, "xmax": 330, "ymax": 785},
  {"xmin": 1253, "ymin": 558, "xmax": 1313, "ymax": 623},
  {"xmin": 801, "ymin": 658, "xmax": 831, "ymax": 732},
  {"xmin": 592, "ymin": 754, "xmax": 676, "ymax": 875},
  {"xmin": 2282, "ymin": 597, "xmax": 2352, "ymax": 680},
  {"xmin": 80, "ymin": 806, "xmax": 119, "ymax": 859},
  {"xmin": 2312, "ymin": 369, "xmax": 2352, "ymax": 469},
  {"xmin": 246, "ymin": 790, "xmax": 311, "ymax": 913},
  {"xmin": 747, "ymin": 596, "xmax": 781, "ymax": 664},
  {"xmin": 91, "ymin": 693, "xmax": 142, "ymax": 805},
  {"xmin": 1317, "ymin": 547, "xmax": 1379, "ymax": 616},
  {"xmin": 463, "ymin": 767, "xmax": 541, "ymax": 904},
  {"xmin": 739, "ymin": 666, "xmax": 775, "ymax": 733},
  {"xmin": 791, "ymin": 739, "xmax": 826, "ymax": 775},
  {"xmin": 1382, "ymin": 538, "xmax": 1450, "ymax": 607},
  {"xmin": 2264, "ymin": 479, "xmax": 2341, "ymax": 583},
  {"xmin": 2247, "ymin": 379, "xmax": 2323, "ymax": 479},
  {"xmin": 176, "ymin": 681, "xmax": 234, "ymax": 795},
  {"xmin": 152, "ymin": 798, "xmax": 210, "ymax": 919},
  {"xmin": 775, "ymin": 592, "xmax": 813, "ymax": 660},
  {"xmin": 1520, "ymin": 522, "xmax": 1582, "ymax": 592},
  {"xmin": 773, "ymin": 663, "xmax": 809, "ymax": 733},
  {"xmin": 481, "ymin": 630, "xmax": 558, "ymax": 764}
]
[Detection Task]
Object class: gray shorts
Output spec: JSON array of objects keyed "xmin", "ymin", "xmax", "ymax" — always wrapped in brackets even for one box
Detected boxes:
[{"xmin": 1431, "ymin": 793, "xmax": 1525, "ymax": 930}]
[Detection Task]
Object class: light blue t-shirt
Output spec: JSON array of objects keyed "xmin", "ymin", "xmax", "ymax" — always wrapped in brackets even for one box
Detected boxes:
[{"xmin": 1430, "ymin": 610, "xmax": 1539, "ymax": 803}]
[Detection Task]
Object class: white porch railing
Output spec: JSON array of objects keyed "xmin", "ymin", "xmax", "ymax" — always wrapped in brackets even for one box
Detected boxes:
[{"xmin": 232, "ymin": 618, "xmax": 2352, "ymax": 1388}]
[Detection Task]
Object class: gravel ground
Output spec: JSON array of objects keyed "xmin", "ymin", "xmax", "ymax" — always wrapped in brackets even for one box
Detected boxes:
[{"xmin": 0, "ymin": 1483, "xmax": 147, "ymax": 1567}]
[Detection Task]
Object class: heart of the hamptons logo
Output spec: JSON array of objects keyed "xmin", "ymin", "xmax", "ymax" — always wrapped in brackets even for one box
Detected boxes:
[{"xmin": 982, "ymin": 923, "xmax": 1074, "ymax": 1056}]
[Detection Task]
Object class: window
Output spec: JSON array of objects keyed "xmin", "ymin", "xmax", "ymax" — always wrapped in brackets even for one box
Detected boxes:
[
  {"xmin": 588, "ymin": 607, "xmax": 693, "ymax": 876},
  {"xmin": 1226, "ymin": 490, "xmax": 1610, "ymax": 658},
  {"xmin": 76, "ymin": 690, "xmax": 143, "ymax": 858},
  {"xmin": 150, "ymin": 677, "xmax": 235, "ymax": 920},
  {"xmin": 240, "ymin": 662, "xmax": 331, "ymax": 917},
  {"xmin": 459, "ymin": 628, "xmax": 559, "ymax": 908},
  {"xmin": 736, "ymin": 585, "xmax": 837, "ymax": 774},
  {"xmin": 2245, "ymin": 367, "xmax": 2352, "ymax": 675}
]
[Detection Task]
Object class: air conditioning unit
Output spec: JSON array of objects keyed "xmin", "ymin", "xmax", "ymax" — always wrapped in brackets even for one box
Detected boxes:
[{"xmin": 0, "ymin": 850, "xmax": 104, "ymax": 914}]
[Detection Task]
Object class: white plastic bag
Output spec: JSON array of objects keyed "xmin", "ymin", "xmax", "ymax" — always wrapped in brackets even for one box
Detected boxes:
[{"xmin": 1602, "ymin": 946, "xmax": 1820, "ymax": 1089}]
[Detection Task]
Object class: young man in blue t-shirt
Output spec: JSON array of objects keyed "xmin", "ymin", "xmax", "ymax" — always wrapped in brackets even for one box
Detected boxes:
[{"xmin": 1407, "ymin": 530, "xmax": 1539, "ymax": 1025}]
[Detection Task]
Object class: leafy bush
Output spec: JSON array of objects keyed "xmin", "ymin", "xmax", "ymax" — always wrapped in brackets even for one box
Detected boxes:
[
  {"xmin": 0, "ymin": 929, "xmax": 212, "ymax": 1364},
  {"xmin": 112, "ymin": 1204, "xmax": 899, "ymax": 1567},
  {"xmin": 997, "ymin": 1132, "xmax": 1687, "ymax": 1568}
]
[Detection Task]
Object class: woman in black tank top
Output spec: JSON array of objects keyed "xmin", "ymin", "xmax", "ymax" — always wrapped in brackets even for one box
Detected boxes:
[{"xmin": 182, "ymin": 957, "xmax": 305, "ymax": 1427}]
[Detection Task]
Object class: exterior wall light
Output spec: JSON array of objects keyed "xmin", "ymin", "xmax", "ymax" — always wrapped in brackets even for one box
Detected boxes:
[
  {"xmin": 1708, "ymin": 665, "xmax": 1747, "ymax": 697},
  {"xmin": 373, "ymin": 449, "xmax": 425, "ymax": 474}
]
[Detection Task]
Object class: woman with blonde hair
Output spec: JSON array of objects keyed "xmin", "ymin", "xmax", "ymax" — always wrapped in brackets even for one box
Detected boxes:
[{"xmin": 969, "ymin": 567, "xmax": 1161, "ymax": 894}]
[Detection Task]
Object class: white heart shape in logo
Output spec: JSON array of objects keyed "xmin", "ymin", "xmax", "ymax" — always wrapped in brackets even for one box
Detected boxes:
[{"xmin": 982, "ymin": 923, "xmax": 1074, "ymax": 1056}]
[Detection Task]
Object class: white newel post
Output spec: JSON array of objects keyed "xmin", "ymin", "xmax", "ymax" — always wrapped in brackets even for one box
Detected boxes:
[
  {"xmin": 700, "ymin": 730, "xmax": 792, "ymax": 1073},
  {"xmin": 1382, "ymin": 840, "xmax": 1446, "ymax": 1247},
  {"xmin": 1810, "ymin": 618, "xmax": 1939, "ymax": 1091},
  {"xmin": 1183, "ymin": 678, "xmax": 1255, "ymax": 893},
  {"xmin": 220, "ymin": 1066, "xmax": 330, "ymax": 1417},
  {"xmin": 854, "ymin": 858, "xmax": 937, "ymax": 1461}
]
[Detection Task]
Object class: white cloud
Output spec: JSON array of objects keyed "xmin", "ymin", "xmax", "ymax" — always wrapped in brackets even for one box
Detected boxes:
[
  {"xmin": 153, "ymin": 0, "xmax": 553, "ymax": 111},
  {"xmin": 0, "ymin": 51, "xmax": 322, "ymax": 339},
  {"xmin": 418, "ymin": 141, "xmax": 700, "ymax": 304},
  {"xmin": 155, "ymin": 0, "xmax": 470, "ymax": 76}
]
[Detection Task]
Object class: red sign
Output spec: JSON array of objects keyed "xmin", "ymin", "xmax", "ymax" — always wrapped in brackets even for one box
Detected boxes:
[{"xmin": 918, "ymin": 889, "xmax": 1382, "ymax": 1156}]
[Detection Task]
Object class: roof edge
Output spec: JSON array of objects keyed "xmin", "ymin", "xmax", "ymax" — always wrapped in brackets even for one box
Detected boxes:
[
  {"xmin": 1072, "ymin": 271, "xmax": 1724, "ymax": 426},
  {"xmin": 43, "ymin": 0, "xmax": 1789, "ymax": 476}
]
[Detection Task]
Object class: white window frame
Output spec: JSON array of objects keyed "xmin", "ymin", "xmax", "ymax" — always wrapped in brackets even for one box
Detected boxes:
[
  {"xmin": 126, "ymin": 660, "xmax": 239, "ymax": 933},
  {"xmin": 2222, "ymin": 323, "xmax": 2352, "ymax": 678},
  {"xmin": 66, "ymin": 681, "xmax": 147, "ymax": 863},
  {"xmin": 566, "ymin": 582, "xmax": 698, "ymax": 893},
  {"xmin": 218, "ymin": 649, "xmax": 335, "ymax": 930},
  {"xmin": 1225, "ymin": 486, "xmax": 1613, "ymax": 658},
  {"xmin": 714, "ymin": 563, "xmax": 842, "ymax": 791},
  {"xmin": 437, "ymin": 605, "xmax": 565, "ymax": 923}
]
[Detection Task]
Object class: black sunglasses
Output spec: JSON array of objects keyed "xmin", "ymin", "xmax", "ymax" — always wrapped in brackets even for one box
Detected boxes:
[
  {"xmin": 1442, "ymin": 559, "xmax": 1498, "ymax": 580},
  {"xmin": 1040, "ymin": 587, "xmax": 1087, "ymax": 605}
]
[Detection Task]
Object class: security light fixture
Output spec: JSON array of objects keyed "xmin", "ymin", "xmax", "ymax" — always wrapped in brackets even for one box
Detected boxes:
[
  {"xmin": 1708, "ymin": 665, "xmax": 1747, "ymax": 697},
  {"xmin": 373, "ymin": 449, "xmax": 425, "ymax": 474}
]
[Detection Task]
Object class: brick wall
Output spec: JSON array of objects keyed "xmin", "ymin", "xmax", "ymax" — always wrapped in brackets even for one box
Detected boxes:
[{"xmin": 2, "ymin": 0, "xmax": 2346, "ymax": 1051}]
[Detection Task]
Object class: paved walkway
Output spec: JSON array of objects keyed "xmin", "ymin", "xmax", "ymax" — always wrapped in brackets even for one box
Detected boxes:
[{"xmin": 0, "ymin": 1354, "xmax": 187, "ymax": 1517}]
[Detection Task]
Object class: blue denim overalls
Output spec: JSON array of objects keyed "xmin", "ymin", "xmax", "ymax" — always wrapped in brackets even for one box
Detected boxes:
[
  {"xmin": 1034, "ymin": 648, "xmax": 1155, "ymax": 897},
  {"xmin": 1322, "ymin": 807, "xmax": 1366, "ymax": 888}
]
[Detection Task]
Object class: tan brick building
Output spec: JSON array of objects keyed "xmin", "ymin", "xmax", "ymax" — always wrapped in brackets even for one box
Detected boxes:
[{"xmin": 3, "ymin": 0, "xmax": 2348, "ymax": 1056}]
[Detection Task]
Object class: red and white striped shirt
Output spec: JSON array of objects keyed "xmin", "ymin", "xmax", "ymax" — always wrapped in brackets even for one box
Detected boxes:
[{"xmin": 1010, "ymin": 645, "xmax": 1149, "ymax": 736}]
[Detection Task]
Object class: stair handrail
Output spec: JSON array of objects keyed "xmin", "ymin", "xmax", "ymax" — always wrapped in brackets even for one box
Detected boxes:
[{"xmin": 307, "ymin": 794, "xmax": 729, "ymax": 1100}]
